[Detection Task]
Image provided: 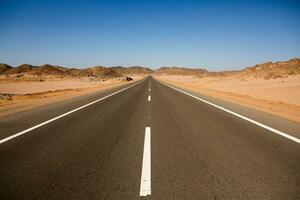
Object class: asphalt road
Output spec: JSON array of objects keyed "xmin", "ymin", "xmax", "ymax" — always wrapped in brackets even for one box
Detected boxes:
[{"xmin": 0, "ymin": 76, "xmax": 299, "ymax": 199}]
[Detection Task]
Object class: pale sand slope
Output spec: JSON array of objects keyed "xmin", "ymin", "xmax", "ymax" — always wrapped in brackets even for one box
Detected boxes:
[
  {"xmin": 0, "ymin": 75, "xmax": 145, "ymax": 117},
  {"xmin": 155, "ymin": 75, "xmax": 300, "ymax": 123},
  {"xmin": 0, "ymin": 77, "xmax": 124, "ymax": 94}
]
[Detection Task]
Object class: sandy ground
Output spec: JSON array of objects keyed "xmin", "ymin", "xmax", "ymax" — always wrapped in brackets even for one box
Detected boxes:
[
  {"xmin": 0, "ymin": 75, "xmax": 145, "ymax": 117},
  {"xmin": 155, "ymin": 75, "xmax": 300, "ymax": 123},
  {"xmin": 0, "ymin": 78, "xmax": 118, "ymax": 94}
]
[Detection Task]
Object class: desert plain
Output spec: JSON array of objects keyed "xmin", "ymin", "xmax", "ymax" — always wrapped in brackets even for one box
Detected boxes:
[
  {"xmin": 0, "ymin": 64, "xmax": 147, "ymax": 117},
  {"xmin": 154, "ymin": 58, "xmax": 300, "ymax": 122},
  {"xmin": 1, "ymin": 58, "xmax": 300, "ymax": 122}
]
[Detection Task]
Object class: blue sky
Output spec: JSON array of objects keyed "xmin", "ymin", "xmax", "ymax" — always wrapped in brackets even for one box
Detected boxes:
[{"xmin": 0, "ymin": 0, "xmax": 299, "ymax": 70}]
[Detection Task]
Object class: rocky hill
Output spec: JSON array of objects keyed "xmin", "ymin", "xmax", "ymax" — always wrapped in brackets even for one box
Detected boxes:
[
  {"xmin": 86, "ymin": 66, "xmax": 121, "ymax": 78},
  {"xmin": 155, "ymin": 67, "xmax": 208, "ymax": 76},
  {"xmin": 0, "ymin": 64, "xmax": 12, "ymax": 74},
  {"xmin": 239, "ymin": 58, "xmax": 300, "ymax": 79},
  {"xmin": 154, "ymin": 58, "xmax": 300, "ymax": 79},
  {"xmin": 1, "ymin": 64, "xmax": 64, "ymax": 76},
  {"xmin": 0, "ymin": 64, "xmax": 152, "ymax": 79},
  {"xmin": 1, "ymin": 58, "xmax": 299, "ymax": 79},
  {"xmin": 111, "ymin": 66, "xmax": 153, "ymax": 74}
]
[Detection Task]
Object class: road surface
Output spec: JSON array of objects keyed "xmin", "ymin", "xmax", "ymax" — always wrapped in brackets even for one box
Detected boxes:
[{"xmin": 0, "ymin": 76, "xmax": 299, "ymax": 199}]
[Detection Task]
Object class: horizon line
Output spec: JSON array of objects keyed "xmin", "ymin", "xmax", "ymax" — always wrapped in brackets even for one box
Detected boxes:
[{"xmin": 1, "ymin": 57, "xmax": 299, "ymax": 72}]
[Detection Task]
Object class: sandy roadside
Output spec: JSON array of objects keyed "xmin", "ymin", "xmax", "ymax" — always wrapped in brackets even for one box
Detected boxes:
[
  {"xmin": 0, "ymin": 75, "xmax": 145, "ymax": 117},
  {"xmin": 154, "ymin": 75, "xmax": 300, "ymax": 123}
]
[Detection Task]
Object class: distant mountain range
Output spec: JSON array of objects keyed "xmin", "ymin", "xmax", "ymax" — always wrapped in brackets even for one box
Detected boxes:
[
  {"xmin": 154, "ymin": 58, "xmax": 300, "ymax": 79},
  {"xmin": 0, "ymin": 64, "xmax": 153, "ymax": 79},
  {"xmin": 1, "ymin": 58, "xmax": 299, "ymax": 79}
]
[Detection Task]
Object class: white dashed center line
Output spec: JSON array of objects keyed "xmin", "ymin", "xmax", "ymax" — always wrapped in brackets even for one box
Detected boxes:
[
  {"xmin": 140, "ymin": 127, "xmax": 151, "ymax": 196},
  {"xmin": 148, "ymin": 95, "xmax": 151, "ymax": 102}
]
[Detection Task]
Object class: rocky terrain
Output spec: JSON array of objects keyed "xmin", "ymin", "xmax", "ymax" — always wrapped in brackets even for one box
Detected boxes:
[
  {"xmin": 0, "ymin": 64, "xmax": 152, "ymax": 82},
  {"xmin": 1, "ymin": 58, "xmax": 299, "ymax": 80},
  {"xmin": 110, "ymin": 66, "xmax": 153, "ymax": 75},
  {"xmin": 154, "ymin": 67, "xmax": 208, "ymax": 76},
  {"xmin": 154, "ymin": 58, "xmax": 300, "ymax": 79},
  {"xmin": 239, "ymin": 58, "xmax": 300, "ymax": 79}
]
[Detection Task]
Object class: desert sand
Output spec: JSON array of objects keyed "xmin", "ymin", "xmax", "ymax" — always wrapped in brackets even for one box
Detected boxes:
[
  {"xmin": 0, "ymin": 77, "xmax": 124, "ymax": 94},
  {"xmin": 1, "ymin": 58, "xmax": 299, "ymax": 121},
  {"xmin": 0, "ymin": 75, "xmax": 145, "ymax": 117},
  {"xmin": 155, "ymin": 75, "xmax": 300, "ymax": 123}
]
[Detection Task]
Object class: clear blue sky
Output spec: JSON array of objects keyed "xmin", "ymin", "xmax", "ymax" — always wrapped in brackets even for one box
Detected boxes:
[{"xmin": 0, "ymin": 0, "xmax": 299, "ymax": 70}]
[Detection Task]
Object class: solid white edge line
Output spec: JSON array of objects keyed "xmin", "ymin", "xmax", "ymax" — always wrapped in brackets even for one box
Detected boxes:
[
  {"xmin": 160, "ymin": 81, "xmax": 300, "ymax": 144},
  {"xmin": 0, "ymin": 80, "xmax": 144, "ymax": 144},
  {"xmin": 140, "ymin": 127, "xmax": 151, "ymax": 196},
  {"xmin": 148, "ymin": 95, "xmax": 151, "ymax": 101}
]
